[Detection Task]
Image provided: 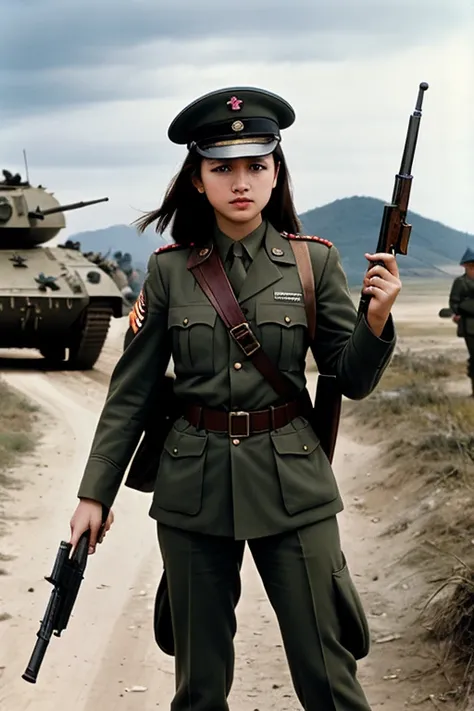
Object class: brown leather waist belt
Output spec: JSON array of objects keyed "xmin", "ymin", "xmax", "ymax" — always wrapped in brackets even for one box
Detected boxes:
[{"xmin": 184, "ymin": 400, "xmax": 301, "ymax": 438}]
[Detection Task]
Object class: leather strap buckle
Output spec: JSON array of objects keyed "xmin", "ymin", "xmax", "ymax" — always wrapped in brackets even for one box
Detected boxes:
[
  {"xmin": 229, "ymin": 322, "xmax": 260, "ymax": 357},
  {"xmin": 228, "ymin": 411, "xmax": 250, "ymax": 438}
]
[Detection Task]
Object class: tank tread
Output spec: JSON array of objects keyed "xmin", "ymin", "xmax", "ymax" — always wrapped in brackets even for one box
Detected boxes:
[{"xmin": 68, "ymin": 301, "xmax": 113, "ymax": 370}]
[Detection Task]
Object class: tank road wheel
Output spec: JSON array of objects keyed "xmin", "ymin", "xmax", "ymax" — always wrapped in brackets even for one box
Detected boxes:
[{"xmin": 67, "ymin": 301, "xmax": 113, "ymax": 370}]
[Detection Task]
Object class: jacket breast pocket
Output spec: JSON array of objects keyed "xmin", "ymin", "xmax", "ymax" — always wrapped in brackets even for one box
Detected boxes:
[
  {"xmin": 270, "ymin": 419, "xmax": 339, "ymax": 515},
  {"xmin": 168, "ymin": 305, "xmax": 217, "ymax": 376},
  {"xmin": 255, "ymin": 303, "xmax": 308, "ymax": 372},
  {"xmin": 154, "ymin": 424, "xmax": 208, "ymax": 515}
]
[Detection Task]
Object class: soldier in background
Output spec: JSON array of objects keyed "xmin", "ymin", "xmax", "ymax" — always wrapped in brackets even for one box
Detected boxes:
[
  {"xmin": 449, "ymin": 247, "xmax": 474, "ymax": 396},
  {"xmin": 113, "ymin": 251, "xmax": 142, "ymax": 301}
]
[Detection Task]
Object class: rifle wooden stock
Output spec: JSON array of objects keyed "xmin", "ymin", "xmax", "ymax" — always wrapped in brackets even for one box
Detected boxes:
[{"xmin": 308, "ymin": 374, "xmax": 341, "ymax": 465}]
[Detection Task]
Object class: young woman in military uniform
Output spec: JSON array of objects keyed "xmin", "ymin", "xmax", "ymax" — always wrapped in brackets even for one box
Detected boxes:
[{"xmin": 69, "ymin": 87, "xmax": 401, "ymax": 710}]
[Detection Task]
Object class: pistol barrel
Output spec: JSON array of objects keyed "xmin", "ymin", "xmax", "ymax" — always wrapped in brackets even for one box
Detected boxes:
[{"xmin": 22, "ymin": 637, "xmax": 49, "ymax": 684}]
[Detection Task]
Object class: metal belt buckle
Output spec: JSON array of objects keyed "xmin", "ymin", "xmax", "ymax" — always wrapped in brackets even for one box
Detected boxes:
[
  {"xmin": 229, "ymin": 411, "xmax": 250, "ymax": 438},
  {"xmin": 229, "ymin": 322, "xmax": 260, "ymax": 357}
]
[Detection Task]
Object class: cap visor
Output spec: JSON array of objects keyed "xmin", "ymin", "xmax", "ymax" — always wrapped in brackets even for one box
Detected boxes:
[{"xmin": 195, "ymin": 138, "xmax": 279, "ymax": 160}]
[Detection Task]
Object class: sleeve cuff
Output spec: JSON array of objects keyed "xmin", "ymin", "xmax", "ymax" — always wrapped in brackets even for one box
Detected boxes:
[
  {"xmin": 77, "ymin": 456, "xmax": 124, "ymax": 510},
  {"xmin": 351, "ymin": 314, "xmax": 396, "ymax": 366}
]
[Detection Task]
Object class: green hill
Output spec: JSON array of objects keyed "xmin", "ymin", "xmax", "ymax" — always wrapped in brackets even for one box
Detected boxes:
[
  {"xmin": 66, "ymin": 196, "xmax": 474, "ymax": 286},
  {"xmin": 299, "ymin": 196, "xmax": 474, "ymax": 285}
]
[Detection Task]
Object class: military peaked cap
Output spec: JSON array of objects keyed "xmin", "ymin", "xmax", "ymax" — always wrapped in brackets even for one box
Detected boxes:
[
  {"xmin": 460, "ymin": 247, "xmax": 474, "ymax": 265},
  {"xmin": 168, "ymin": 86, "xmax": 295, "ymax": 159}
]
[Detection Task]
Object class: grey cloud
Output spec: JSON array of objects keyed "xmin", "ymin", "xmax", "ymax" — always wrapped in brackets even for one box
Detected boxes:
[
  {"xmin": 0, "ymin": 65, "xmax": 180, "ymax": 118},
  {"xmin": 2, "ymin": 133, "xmax": 174, "ymax": 170},
  {"xmin": 3, "ymin": 0, "xmax": 466, "ymax": 71},
  {"xmin": 1, "ymin": 0, "xmax": 467, "ymax": 118}
]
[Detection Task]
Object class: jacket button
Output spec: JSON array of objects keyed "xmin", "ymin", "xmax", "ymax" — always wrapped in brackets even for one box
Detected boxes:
[
  {"xmin": 284, "ymin": 316, "xmax": 291, "ymax": 324},
  {"xmin": 233, "ymin": 362, "xmax": 242, "ymax": 370},
  {"xmin": 303, "ymin": 445, "xmax": 308, "ymax": 451},
  {"xmin": 232, "ymin": 439, "xmax": 240, "ymax": 446},
  {"xmin": 173, "ymin": 447, "xmax": 178, "ymax": 454},
  {"xmin": 183, "ymin": 318, "xmax": 189, "ymax": 325}
]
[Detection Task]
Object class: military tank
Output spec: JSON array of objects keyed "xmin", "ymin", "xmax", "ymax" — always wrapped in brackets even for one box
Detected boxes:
[{"xmin": 0, "ymin": 169, "xmax": 124, "ymax": 369}]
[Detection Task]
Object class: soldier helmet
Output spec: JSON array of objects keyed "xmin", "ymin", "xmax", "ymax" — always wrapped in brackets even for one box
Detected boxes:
[{"xmin": 460, "ymin": 247, "xmax": 474, "ymax": 265}]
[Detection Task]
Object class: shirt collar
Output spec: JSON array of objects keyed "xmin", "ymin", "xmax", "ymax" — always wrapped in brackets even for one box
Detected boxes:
[{"xmin": 214, "ymin": 219, "xmax": 268, "ymax": 262}]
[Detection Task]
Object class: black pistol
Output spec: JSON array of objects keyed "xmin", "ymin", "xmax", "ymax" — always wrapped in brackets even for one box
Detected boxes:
[
  {"xmin": 22, "ymin": 529, "xmax": 91, "ymax": 684},
  {"xmin": 358, "ymin": 81, "xmax": 429, "ymax": 315}
]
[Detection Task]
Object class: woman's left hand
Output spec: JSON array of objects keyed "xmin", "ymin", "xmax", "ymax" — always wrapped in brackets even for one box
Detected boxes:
[{"xmin": 362, "ymin": 252, "xmax": 402, "ymax": 337}]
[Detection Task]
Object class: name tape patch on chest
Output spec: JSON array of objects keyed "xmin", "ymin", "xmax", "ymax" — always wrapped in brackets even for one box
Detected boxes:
[{"xmin": 274, "ymin": 291, "xmax": 303, "ymax": 304}]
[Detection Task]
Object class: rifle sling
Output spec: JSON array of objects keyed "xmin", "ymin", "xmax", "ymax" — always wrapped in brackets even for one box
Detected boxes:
[
  {"xmin": 188, "ymin": 246, "xmax": 297, "ymax": 401},
  {"xmin": 288, "ymin": 240, "xmax": 316, "ymax": 341}
]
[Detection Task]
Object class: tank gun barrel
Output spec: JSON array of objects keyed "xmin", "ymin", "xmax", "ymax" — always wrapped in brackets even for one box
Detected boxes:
[{"xmin": 29, "ymin": 197, "xmax": 109, "ymax": 221}]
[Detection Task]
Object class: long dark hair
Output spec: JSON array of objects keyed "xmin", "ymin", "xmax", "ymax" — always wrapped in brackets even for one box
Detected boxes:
[{"xmin": 134, "ymin": 145, "xmax": 301, "ymax": 246}]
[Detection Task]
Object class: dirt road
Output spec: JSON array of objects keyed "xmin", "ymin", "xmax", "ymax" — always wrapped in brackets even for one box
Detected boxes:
[{"xmin": 0, "ymin": 300, "xmax": 465, "ymax": 710}]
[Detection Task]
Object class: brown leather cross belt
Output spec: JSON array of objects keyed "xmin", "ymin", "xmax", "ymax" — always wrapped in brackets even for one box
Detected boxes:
[{"xmin": 184, "ymin": 400, "xmax": 301, "ymax": 438}]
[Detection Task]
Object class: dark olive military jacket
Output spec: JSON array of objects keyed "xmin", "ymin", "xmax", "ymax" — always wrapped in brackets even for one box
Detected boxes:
[
  {"xmin": 449, "ymin": 273, "xmax": 474, "ymax": 337},
  {"xmin": 77, "ymin": 223, "xmax": 396, "ymax": 539}
]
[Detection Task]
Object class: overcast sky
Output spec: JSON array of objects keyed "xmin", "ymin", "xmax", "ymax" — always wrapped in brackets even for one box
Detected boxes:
[{"xmin": 2, "ymin": 0, "xmax": 473, "ymax": 240}]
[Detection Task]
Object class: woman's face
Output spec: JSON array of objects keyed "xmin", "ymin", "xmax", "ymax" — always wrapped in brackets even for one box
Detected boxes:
[{"xmin": 193, "ymin": 154, "xmax": 280, "ymax": 226}]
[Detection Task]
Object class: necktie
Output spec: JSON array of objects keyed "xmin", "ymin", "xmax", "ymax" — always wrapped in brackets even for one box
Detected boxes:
[{"xmin": 228, "ymin": 241, "xmax": 247, "ymax": 295}]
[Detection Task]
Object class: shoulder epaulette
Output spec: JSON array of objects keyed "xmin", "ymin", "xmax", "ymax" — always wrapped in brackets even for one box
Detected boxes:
[
  {"xmin": 281, "ymin": 232, "xmax": 333, "ymax": 248},
  {"xmin": 154, "ymin": 242, "xmax": 191, "ymax": 255}
]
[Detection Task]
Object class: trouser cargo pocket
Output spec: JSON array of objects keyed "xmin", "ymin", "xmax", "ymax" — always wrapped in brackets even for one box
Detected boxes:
[{"xmin": 332, "ymin": 554, "xmax": 371, "ymax": 660}]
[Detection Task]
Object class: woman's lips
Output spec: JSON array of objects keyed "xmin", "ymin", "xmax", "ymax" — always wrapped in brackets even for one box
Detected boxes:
[{"xmin": 230, "ymin": 198, "xmax": 253, "ymax": 208}]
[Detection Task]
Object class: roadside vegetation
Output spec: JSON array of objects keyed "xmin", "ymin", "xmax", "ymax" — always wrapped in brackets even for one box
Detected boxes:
[
  {"xmin": 0, "ymin": 378, "xmax": 38, "ymax": 581},
  {"xmin": 345, "ymin": 349, "xmax": 474, "ymax": 707},
  {"xmin": 0, "ymin": 380, "xmax": 38, "ymax": 469}
]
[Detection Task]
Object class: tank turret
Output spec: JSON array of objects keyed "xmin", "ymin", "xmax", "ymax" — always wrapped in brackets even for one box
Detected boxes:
[
  {"xmin": 0, "ymin": 169, "xmax": 126, "ymax": 370},
  {"xmin": 0, "ymin": 169, "xmax": 108, "ymax": 248}
]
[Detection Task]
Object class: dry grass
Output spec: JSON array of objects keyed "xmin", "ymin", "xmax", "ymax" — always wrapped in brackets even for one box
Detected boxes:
[
  {"xmin": 0, "ymin": 380, "xmax": 38, "ymax": 474},
  {"xmin": 347, "ymin": 351, "xmax": 474, "ymax": 518},
  {"xmin": 347, "ymin": 350, "xmax": 474, "ymax": 703},
  {"xmin": 0, "ymin": 378, "xmax": 39, "ymax": 602},
  {"xmin": 376, "ymin": 350, "xmax": 466, "ymax": 391},
  {"xmin": 421, "ymin": 558, "xmax": 474, "ymax": 708}
]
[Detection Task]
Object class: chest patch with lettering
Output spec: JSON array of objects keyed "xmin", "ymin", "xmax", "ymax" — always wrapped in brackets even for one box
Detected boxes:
[{"xmin": 274, "ymin": 291, "xmax": 303, "ymax": 303}]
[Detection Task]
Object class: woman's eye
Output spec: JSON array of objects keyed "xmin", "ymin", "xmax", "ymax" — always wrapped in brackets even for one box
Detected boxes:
[
  {"xmin": 211, "ymin": 165, "xmax": 231, "ymax": 173},
  {"xmin": 250, "ymin": 163, "xmax": 266, "ymax": 171}
]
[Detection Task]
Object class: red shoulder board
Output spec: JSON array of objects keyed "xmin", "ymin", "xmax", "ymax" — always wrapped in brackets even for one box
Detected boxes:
[
  {"xmin": 154, "ymin": 242, "xmax": 191, "ymax": 254},
  {"xmin": 281, "ymin": 232, "xmax": 333, "ymax": 248}
]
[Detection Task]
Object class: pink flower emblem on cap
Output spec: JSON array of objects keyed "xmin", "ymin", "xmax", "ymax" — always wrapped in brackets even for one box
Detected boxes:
[{"xmin": 227, "ymin": 96, "xmax": 243, "ymax": 111}]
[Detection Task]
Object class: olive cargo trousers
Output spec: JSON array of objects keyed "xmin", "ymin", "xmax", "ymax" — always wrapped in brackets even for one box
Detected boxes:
[
  {"xmin": 465, "ymin": 335, "xmax": 474, "ymax": 390},
  {"xmin": 157, "ymin": 517, "xmax": 372, "ymax": 711}
]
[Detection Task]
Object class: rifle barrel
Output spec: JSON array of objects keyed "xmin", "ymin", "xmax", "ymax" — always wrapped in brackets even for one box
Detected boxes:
[{"xmin": 399, "ymin": 82, "xmax": 429, "ymax": 176}]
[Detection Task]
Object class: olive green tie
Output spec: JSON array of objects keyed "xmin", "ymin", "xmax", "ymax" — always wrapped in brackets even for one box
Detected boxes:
[{"xmin": 228, "ymin": 241, "xmax": 247, "ymax": 296}]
